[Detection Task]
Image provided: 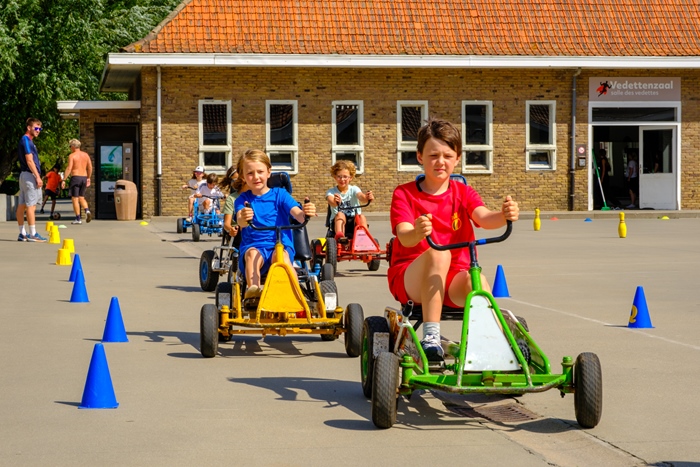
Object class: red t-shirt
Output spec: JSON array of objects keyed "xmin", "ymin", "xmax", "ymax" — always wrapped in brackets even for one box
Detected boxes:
[
  {"xmin": 45, "ymin": 171, "xmax": 62, "ymax": 192},
  {"xmin": 388, "ymin": 179, "xmax": 485, "ymax": 276}
]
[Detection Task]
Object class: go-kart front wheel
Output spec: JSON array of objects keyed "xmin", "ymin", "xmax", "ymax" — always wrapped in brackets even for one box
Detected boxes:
[
  {"xmin": 177, "ymin": 218, "xmax": 184, "ymax": 234},
  {"xmin": 199, "ymin": 250, "xmax": 219, "ymax": 292},
  {"xmin": 321, "ymin": 262, "xmax": 335, "ymax": 281},
  {"xmin": 361, "ymin": 316, "xmax": 390, "ymax": 398},
  {"xmin": 574, "ymin": 352, "xmax": 603, "ymax": 428},
  {"xmin": 192, "ymin": 224, "xmax": 201, "ymax": 242},
  {"xmin": 367, "ymin": 258, "xmax": 381, "ymax": 271},
  {"xmin": 344, "ymin": 303, "xmax": 364, "ymax": 357},
  {"xmin": 200, "ymin": 304, "xmax": 219, "ymax": 358},
  {"xmin": 324, "ymin": 237, "xmax": 338, "ymax": 272},
  {"xmin": 371, "ymin": 351, "xmax": 400, "ymax": 429}
]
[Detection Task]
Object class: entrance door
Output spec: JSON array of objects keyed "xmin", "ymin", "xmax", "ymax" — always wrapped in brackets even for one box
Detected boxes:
[{"xmin": 639, "ymin": 126, "xmax": 677, "ymax": 210}]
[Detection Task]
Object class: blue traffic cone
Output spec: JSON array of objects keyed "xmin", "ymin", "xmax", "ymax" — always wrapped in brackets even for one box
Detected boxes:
[
  {"xmin": 102, "ymin": 297, "xmax": 128, "ymax": 343},
  {"xmin": 70, "ymin": 268, "xmax": 89, "ymax": 303},
  {"xmin": 69, "ymin": 254, "xmax": 83, "ymax": 282},
  {"xmin": 79, "ymin": 343, "xmax": 119, "ymax": 409},
  {"xmin": 628, "ymin": 286, "xmax": 654, "ymax": 328},
  {"xmin": 492, "ymin": 264, "xmax": 510, "ymax": 298}
]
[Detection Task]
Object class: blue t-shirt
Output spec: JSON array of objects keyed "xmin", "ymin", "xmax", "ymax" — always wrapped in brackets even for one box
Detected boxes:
[
  {"xmin": 234, "ymin": 187, "xmax": 300, "ymax": 257},
  {"xmin": 18, "ymin": 135, "xmax": 40, "ymax": 175}
]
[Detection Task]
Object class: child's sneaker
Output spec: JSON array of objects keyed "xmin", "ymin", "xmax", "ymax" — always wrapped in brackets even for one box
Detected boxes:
[
  {"xmin": 244, "ymin": 285, "xmax": 262, "ymax": 299},
  {"xmin": 17, "ymin": 233, "xmax": 28, "ymax": 242},
  {"xmin": 27, "ymin": 233, "xmax": 47, "ymax": 243},
  {"xmin": 85, "ymin": 211, "xmax": 92, "ymax": 223},
  {"xmin": 420, "ymin": 334, "xmax": 444, "ymax": 361},
  {"xmin": 71, "ymin": 218, "xmax": 82, "ymax": 225}
]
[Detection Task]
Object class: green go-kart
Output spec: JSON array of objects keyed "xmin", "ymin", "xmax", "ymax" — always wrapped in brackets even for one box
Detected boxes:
[{"xmin": 361, "ymin": 221, "xmax": 603, "ymax": 429}]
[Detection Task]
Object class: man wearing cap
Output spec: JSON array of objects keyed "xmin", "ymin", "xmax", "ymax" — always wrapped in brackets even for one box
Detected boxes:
[
  {"xmin": 182, "ymin": 166, "xmax": 206, "ymax": 221},
  {"xmin": 61, "ymin": 139, "xmax": 93, "ymax": 224}
]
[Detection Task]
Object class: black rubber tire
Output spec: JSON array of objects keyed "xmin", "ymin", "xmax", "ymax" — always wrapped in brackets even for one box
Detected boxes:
[
  {"xmin": 367, "ymin": 258, "xmax": 381, "ymax": 271},
  {"xmin": 324, "ymin": 237, "xmax": 338, "ymax": 272},
  {"xmin": 574, "ymin": 352, "xmax": 603, "ymax": 428},
  {"xmin": 371, "ymin": 351, "xmax": 400, "ymax": 429},
  {"xmin": 192, "ymin": 223, "xmax": 201, "ymax": 242},
  {"xmin": 310, "ymin": 238, "xmax": 324, "ymax": 271},
  {"xmin": 215, "ymin": 282, "xmax": 233, "ymax": 310},
  {"xmin": 344, "ymin": 303, "xmax": 364, "ymax": 357},
  {"xmin": 199, "ymin": 250, "xmax": 219, "ymax": 292},
  {"xmin": 200, "ymin": 304, "xmax": 219, "ymax": 358},
  {"xmin": 515, "ymin": 315, "xmax": 529, "ymax": 332},
  {"xmin": 322, "ymin": 262, "xmax": 335, "ymax": 281},
  {"xmin": 361, "ymin": 316, "xmax": 390, "ymax": 398},
  {"xmin": 177, "ymin": 218, "xmax": 184, "ymax": 234},
  {"xmin": 516, "ymin": 339, "xmax": 531, "ymax": 364}
]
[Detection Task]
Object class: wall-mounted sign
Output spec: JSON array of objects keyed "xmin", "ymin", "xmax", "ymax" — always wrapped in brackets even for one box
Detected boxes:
[{"xmin": 589, "ymin": 77, "xmax": 680, "ymax": 101}]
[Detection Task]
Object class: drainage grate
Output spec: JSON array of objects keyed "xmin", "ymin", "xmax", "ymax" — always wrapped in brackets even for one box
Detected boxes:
[{"xmin": 446, "ymin": 402, "xmax": 541, "ymax": 423}]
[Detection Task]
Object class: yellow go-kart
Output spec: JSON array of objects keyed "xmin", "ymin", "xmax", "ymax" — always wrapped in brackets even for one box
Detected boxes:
[{"xmin": 199, "ymin": 180, "xmax": 363, "ymax": 358}]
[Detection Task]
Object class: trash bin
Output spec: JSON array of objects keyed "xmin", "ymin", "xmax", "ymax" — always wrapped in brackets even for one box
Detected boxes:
[{"xmin": 114, "ymin": 179, "xmax": 138, "ymax": 221}]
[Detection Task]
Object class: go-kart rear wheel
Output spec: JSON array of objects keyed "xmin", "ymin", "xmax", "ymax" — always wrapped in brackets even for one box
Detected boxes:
[
  {"xmin": 361, "ymin": 316, "xmax": 390, "ymax": 398},
  {"xmin": 192, "ymin": 223, "xmax": 201, "ymax": 242},
  {"xmin": 344, "ymin": 303, "xmax": 364, "ymax": 357},
  {"xmin": 574, "ymin": 352, "xmax": 603, "ymax": 428},
  {"xmin": 177, "ymin": 218, "xmax": 184, "ymax": 234},
  {"xmin": 367, "ymin": 258, "xmax": 381, "ymax": 271},
  {"xmin": 200, "ymin": 304, "xmax": 219, "ymax": 358},
  {"xmin": 515, "ymin": 315, "xmax": 529, "ymax": 332},
  {"xmin": 321, "ymin": 262, "xmax": 335, "ymax": 281},
  {"xmin": 199, "ymin": 250, "xmax": 219, "ymax": 292},
  {"xmin": 371, "ymin": 351, "xmax": 400, "ymax": 429},
  {"xmin": 324, "ymin": 237, "xmax": 338, "ymax": 272}
]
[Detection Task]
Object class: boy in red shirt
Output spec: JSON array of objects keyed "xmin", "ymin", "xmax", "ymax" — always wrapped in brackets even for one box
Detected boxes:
[
  {"xmin": 388, "ymin": 118, "xmax": 519, "ymax": 360},
  {"xmin": 40, "ymin": 165, "xmax": 63, "ymax": 217}
]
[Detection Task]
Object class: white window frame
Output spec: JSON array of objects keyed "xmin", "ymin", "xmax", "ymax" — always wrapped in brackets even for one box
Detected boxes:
[
  {"xmin": 198, "ymin": 100, "xmax": 232, "ymax": 173},
  {"xmin": 462, "ymin": 100, "xmax": 493, "ymax": 174},
  {"xmin": 331, "ymin": 101, "xmax": 364, "ymax": 173},
  {"xmin": 397, "ymin": 100, "xmax": 428, "ymax": 171},
  {"xmin": 525, "ymin": 100, "xmax": 557, "ymax": 171},
  {"xmin": 266, "ymin": 100, "xmax": 299, "ymax": 174}
]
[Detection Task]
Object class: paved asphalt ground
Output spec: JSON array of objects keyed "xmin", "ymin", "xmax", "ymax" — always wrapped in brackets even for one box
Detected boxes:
[{"xmin": 1, "ymin": 199, "xmax": 700, "ymax": 466}]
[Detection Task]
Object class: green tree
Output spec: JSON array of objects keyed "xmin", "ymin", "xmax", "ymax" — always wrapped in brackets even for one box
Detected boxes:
[{"xmin": 0, "ymin": 0, "xmax": 180, "ymax": 186}]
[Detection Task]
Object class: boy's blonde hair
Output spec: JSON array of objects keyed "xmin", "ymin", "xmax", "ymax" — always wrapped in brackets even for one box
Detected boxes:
[
  {"xmin": 233, "ymin": 149, "xmax": 271, "ymax": 192},
  {"xmin": 330, "ymin": 160, "xmax": 356, "ymax": 179}
]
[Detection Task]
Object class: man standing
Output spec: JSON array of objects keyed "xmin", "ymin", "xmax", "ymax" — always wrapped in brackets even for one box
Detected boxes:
[
  {"xmin": 16, "ymin": 118, "xmax": 47, "ymax": 242},
  {"xmin": 61, "ymin": 139, "xmax": 93, "ymax": 224}
]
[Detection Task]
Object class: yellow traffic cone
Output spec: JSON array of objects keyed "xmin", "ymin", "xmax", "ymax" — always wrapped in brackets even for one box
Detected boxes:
[
  {"xmin": 62, "ymin": 238, "xmax": 75, "ymax": 254},
  {"xmin": 56, "ymin": 248, "xmax": 72, "ymax": 266},
  {"xmin": 46, "ymin": 221, "xmax": 54, "ymax": 232},
  {"xmin": 534, "ymin": 208, "xmax": 541, "ymax": 231},
  {"xmin": 49, "ymin": 225, "xmax": 61, "ymax": 244},
  {"xmin": 618, "ymin": 212, "xmax": 627, "ymax": 238}
]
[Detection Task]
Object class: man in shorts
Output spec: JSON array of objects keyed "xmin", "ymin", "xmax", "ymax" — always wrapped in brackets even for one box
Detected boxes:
[
  {"xmin": 61, "ymin": 139, "xmax": 93, "ymax": 224},
  {"xmin": 40, "ymin": 164, "xmax": 63, "ymax": 217},
  {"xmin": 16, "ymin": 118, "xmax": 48, "ymax": 242}
]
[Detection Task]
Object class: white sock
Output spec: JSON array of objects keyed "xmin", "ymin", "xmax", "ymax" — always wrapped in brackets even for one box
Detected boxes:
[
  {"xmin": 29, "ymin": 225, "xmax": 36, "ymax": 236},
  {"xmin": 19, "ymin": 226, "xmax": 26, "ymax": 235},
  {"xmin": 423, "ymin": 322, "xmax": 440, "ymax": 340}
]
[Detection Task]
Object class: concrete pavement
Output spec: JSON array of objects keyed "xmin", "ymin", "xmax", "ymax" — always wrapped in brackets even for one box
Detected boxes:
[{"xmin": 1, "ymin": 200, "xmax": 700, "ymax": 466}]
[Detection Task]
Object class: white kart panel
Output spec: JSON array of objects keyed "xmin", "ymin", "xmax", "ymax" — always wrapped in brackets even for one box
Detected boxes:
[{"xmin": 464, "ymin": 295, "xmax": 520, "ymax": 371}]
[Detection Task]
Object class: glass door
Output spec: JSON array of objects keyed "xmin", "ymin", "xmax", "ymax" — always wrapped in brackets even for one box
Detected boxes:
[{"xmin": 639, "ymin": 127, "xmax": 677, "ymax": 210}]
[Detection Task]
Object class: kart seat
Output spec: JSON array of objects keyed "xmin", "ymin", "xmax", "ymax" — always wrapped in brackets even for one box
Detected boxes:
[{"xmin": 267, "ymin": 171, "xmax": 311, "ymax": 262}]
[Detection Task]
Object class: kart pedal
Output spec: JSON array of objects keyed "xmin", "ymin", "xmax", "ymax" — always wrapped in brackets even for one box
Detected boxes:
[
  {"xmin": 337, "ymin": 237, "xmax": 349, "ymax": 245},
  {"xmin": 243, "ymin": 297, "xmax": 260, "ymax": 310},
  {"xmin": 428, "ymin": 359, "xmax": 447, "ymax": 373}
]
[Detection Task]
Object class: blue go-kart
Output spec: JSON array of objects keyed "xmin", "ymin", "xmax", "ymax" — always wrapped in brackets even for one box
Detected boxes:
[{"xmin": 188, "ymin": 195, "xmax": 225, "ymax": 242}]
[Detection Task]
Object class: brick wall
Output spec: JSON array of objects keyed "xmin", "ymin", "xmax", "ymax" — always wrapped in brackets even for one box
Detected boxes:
[{"xmin": 129, "ymin": 67, "xmax": 700, "ymax": 217}]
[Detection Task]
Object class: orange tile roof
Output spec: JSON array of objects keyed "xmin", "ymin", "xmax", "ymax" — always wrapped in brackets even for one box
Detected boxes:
[{"xmin": 126, "ymin": 0, "xmax": 700, "ymax": 57}]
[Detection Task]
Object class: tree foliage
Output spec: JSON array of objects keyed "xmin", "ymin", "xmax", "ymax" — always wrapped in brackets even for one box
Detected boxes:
[{"xmin": 0, "ymin": 0, "xmax": 180, "ymax": 184}]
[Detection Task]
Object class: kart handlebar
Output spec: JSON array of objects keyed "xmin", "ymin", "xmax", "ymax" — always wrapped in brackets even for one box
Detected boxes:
[
  {"xmin": 336, "ymin": 200, "xmax": 371, "ymax": 213},
  {"xmin": 426, "ymin": 220, "xmax": 512, "ymax": 251}
]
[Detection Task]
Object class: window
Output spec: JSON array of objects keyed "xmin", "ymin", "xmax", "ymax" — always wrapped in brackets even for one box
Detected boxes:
[
  {"xmin": 266, "ymin": 101, "xmax": 298, "ymax": 173},
  {"xmin": 198, "ymin": 100, "xmax": 231, "ymax": 172},
  {"xmin": 462, "ymin": 101, "xmax": 493, "ymax": 173},
  {"xmin": 332, "ymin": 101, "xmax": 364, "ymax": 172},
  {"xmin": 526, "ymin": 101, "xmax": 556, "ymax": 170},
  {"xmin": 397, "ymin": 101, "xmax": 428, "ymax": 171}
]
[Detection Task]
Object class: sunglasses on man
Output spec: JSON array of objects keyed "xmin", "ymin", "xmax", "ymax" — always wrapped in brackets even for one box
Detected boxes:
[{"xmin": 34, "ymin": 127, "xmax": 42, "ymax": 132}]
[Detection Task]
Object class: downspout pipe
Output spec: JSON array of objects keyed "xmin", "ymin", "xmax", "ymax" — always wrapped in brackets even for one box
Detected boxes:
[
  {"xmin": 569, "ymin": 67, "xmax": 582, "ymax": 211},
  {"xmin": 156, "ymin": 66, "xmax": 162, "ymax": 216}
]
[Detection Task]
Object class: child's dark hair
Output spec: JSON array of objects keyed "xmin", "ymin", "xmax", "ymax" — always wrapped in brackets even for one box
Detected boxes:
[
  {"xmin": 330, "ymin": 160, "xmax": 357, "ymax": 179},
  {"xmin": 416, "ymin": 118, "xmax": 462, "ymax": 154},
  {"xmin": 206, "ymin": 173, "xmax": 218, "ymax": 185},
  {"xmin": 218, "ymin": 165, "xmax": 238, "ymax": 193}
]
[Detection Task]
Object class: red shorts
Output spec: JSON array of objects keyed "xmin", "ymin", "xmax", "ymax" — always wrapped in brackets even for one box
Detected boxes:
[{"xmin": 388, "ymin": 262, "xmax": 464, "ymax": 308}]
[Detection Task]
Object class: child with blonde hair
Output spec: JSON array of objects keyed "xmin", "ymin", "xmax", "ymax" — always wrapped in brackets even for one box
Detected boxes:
[{"xmin": 326, "ymin": 160, "xmax": 373, "ymax": 241}]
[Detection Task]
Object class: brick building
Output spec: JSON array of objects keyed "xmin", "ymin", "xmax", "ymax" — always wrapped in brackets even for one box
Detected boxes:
[{"xmin": 58, "ymin": 0, "xmax": 700, "ymax": 218}]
